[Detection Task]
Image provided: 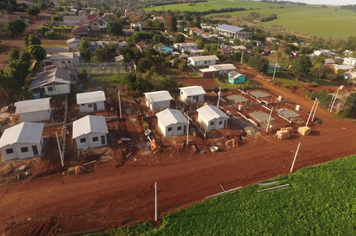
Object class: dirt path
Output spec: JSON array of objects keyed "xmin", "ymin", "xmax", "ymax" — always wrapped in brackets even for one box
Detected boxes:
[{"xmin": 1, "ymin": 67, "xmax": 356, "ymax": 235}]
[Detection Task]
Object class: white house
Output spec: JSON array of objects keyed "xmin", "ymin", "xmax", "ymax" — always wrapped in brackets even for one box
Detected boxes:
[
  {"xmin": 156, "ymin": 109, "xmax": 189, "ymax": 137},
  {"xmin": 44, "ymin": 52, "xmax": 81, "ymax": 67},
  {"xmin": 197, "ymin": 105, "xmax": 229, "ymax": 131},
  {"xmin": 343, "ymin": 57, "xmax": 356, "ymax": 68},
  {"xmin": 144, "ymin": 91, "xmax": 172, "ymax": 111},
  {"xmin": 14, "ymin": 97, "xmax": 51, "ymax": 122},
  {"xmin": 188, "ymin": 55, "xmax": 219, "ymax": 66},
  {"xmin": 199, "ymin": 64, "xmax": 236, "ymax": 77},
  {"xmin": 76, "ymin": 91, "xmax": 106, "ymax": 113},
  {"xmin": 65, "ymin": 38, "xmax": 82, "ymax": 50},
  {"xmin": 216, "ymin": 24, "xmax": 252, "ymax": 41},
  {"xmin": 72, "ymin": 115, "xmax": 108, "ymax": 150},
  {"xmin": 186, "ymin": 49, "xmax": 204, "ymax": 57},
  {"xmin": 29, "ymin": 67, "xmax": 78, "ymax": 96},
  {"xmin": 179, "ymin": 86, "xmax": 206, "ymax": 104},
  {"xmin": 173, "ymin": 43, "xmax": 198, "ymax": 52},
  {"xmin": 0, "ymin": 122, "xmax": 44, "ymax": 161}
]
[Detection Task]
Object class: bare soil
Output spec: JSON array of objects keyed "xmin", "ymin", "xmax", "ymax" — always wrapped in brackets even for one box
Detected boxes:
[{"xmin": 1, "ymin": 68, "xmax": 356, "ymax": 235}]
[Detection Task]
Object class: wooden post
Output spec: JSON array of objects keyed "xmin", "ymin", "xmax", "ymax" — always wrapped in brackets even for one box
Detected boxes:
[
  {"xmin": 290, "ymin": 142, "xmax": 301, "ymax": 173},
  {"xmin": 155, "ymin": 182, "xmax": 157, "ymax": 221},
  {"xmin": 266, "ymin": 107, "xmax": 273, "ymax": 132}
]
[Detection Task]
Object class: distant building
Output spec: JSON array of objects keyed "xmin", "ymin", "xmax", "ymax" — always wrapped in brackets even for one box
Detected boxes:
[
  {"xmin": 144, "ymin": 91, "xmax": 172, "ymax": 111},
  {"xmin": 156, "ymin": 109, "xmax": 188, "ymax": 137},
  {"xmin": 188, "ymin": 55, "xmax": 219, "ymax": 66},
  {"xmin": 266, "ymin": 63, "xmax": 281, "ymax": 74},
  {"xmin": 44, "ymin": 52, "xmax": 81, "ymax": 67},
  {"xmin": 14, "ymin": 98, "xmax": 52, "ymax": 122},
  {"xmin": 197, "ymin": 105, "xmax": 229, "ymax": 131},
  {"xmin": 179, "ymin": 86, "xmax": 206, "ymax": 104},
  {"xmin": 216, "ymin": 24, "xmax": 252, "ymax": 41},
  {"xmin": 76, "ymin": 91, "xmax": 106, "ymax": 113},
  {"xmin": 66, "ymin": 38, "xmax": 82, "ymax": 50},
  {"xmin": 173, "ymin": 43, "xmax": 198, "ymax": 52},
  {"xmin": 228, "ymin": 71, "xmax": 246, "ymax": 84}
]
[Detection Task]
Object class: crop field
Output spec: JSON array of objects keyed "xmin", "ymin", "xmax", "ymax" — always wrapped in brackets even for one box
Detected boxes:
[
  {"xmin": 92, "ymin": 154, "xmax": 356, "ymax": 235},
  {"xmin": 146, "ymin": 1, "xmax": 356, "ymax": 38}
]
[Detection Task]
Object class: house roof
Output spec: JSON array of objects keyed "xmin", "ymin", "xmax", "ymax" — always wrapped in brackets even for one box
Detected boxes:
[
  {"xmin": 14, "ymin": 97, "xmax": 51, "ymax": 114},
  {"xmin": 229, "ymin": 71, "xmax": 245, "ymax": 79},
  {"xmin": 197, "ymin": 105, "xmax": 229, "ymax": 121},
  {"xmin": 231, "ymin": 45, "xmax": 246, "ymax": 50},
  {"xmin": 333, "ymin": 64, "xmax": 354, "ymax": 70},
  {"xmin": 63, "ymin": 15, "xmax": 82, "ymax": 21},
  {"xmin": 188, "ymin": 55, "xmax": 219, "ymax": 62},
  {"xmin": 0, "ymin": 122, "xmax": 44, "ymax": 148},
  {"xmin": 136, "ymin": 41, "xmax": 150, "ymax": 48},
  {"xmin": 216, "ymin": 24, "xmax": 245, "ymax": 33},
  {"xmin": 72, "ymin": 115, "xmax": 108, "ymax": 139},
  {"xmin": 71, "ymin": 26, "xmax": 89, "ymax": 35},
  {"xmin": 210, "ymin": 64, "xmax": 236, "ymax": 71},
  {"xmin": 66, "ymin": 38, "xmax": 82, "ymax": 44},
  {"xmin": 81, "ymin": 14, "xmax": 100, "ymax": 24},
  {"xmin": 45, "ymin": 52, "xmax": 80, "ymax": 61},
  {"xmin": 156, "ymin": 109, "xmax": 188, "ymax": 127},
  {"xmin": 29, "ymin": 67, "xmax": 77, "ymax": 90},
  {"xmin": 174, "ymin": 43, "xmax": 198, "ymax": 47},
  {"xmin": 76, "ymin": 91, "xmax": 106, "ymax": 105},
  {"xmin": 179, "ymin": 86, "xmax": 206, "ymax": 96},
  {"xmin": 325, "ymin": 59, "xmax": 335, "ymax": 64},
  {"xmin": 144, "ymin": 91, "xmax": 172, "ymax": 103},
  {"xmin": 268, "ymin": 63, "xmax": 281, "ymax": 69}
]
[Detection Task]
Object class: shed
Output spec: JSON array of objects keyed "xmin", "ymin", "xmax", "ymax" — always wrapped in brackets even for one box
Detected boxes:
[
  {"xmin": 196, "ymin": 105, "xmax": 229, "ymax": 131},
  {"xmin": 66, "ymin": 37, "xmax": 82, "ymax": 49},
  {"xmin": 76, "ymin": 91, "xmax": 106, "ymax": 113},
  {"xmin": 156, "ymin": 109, "xmax": 189, "ymax": 137},
  {"xmin": 14, "ymin": 97, "xmax": 52, "ymax": 122},
  {"xmin": 0, "ymin": 122, "xmax": 44, "ymax": 161},
  {"xmin": 179, "ymin": 86, "xmax": 206, "ymax": 104},
  {"xmin": 72, "ymin": 115, "xmax": 108, "ymax": 149},
  {"xmin": 266, "ymin": 63, "xmax": 281, "ymax": 74},
  {"xmin": 228, "ymin": 71, "xmax": 246, "ymax": 84},
  {"xmin": 144, "ymin": 91, "xmax": 172, "ymax": 111},
  {"xmin": 188, "ymin": 55, "xmax": 219, "ymax": 66}
]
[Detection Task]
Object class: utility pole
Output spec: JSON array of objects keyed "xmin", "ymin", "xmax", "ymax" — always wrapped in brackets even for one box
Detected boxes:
[
  {"xmin": 290, "ymin": 142, "xmax": 301, "ymax": 173},
  {"xmin": 186, "ymin": 121, "xmax": 189, "ymax": 146},
  {"xmin": 155, "ymin": 182, "xmax": 158, "ymax": 222},
  {"xmin": 240, "ymin": 50, "xmax": 244, "ymax": 74},
  {"xmin": 329, "ymin": 86, "xmax": 344, "ymax": 112},
  {"xmin": 272, "ymin": 62, "xmax": 277, "ymax": 81},
  {"xmin": 311, "ymin": 99, "xmax": 319, "ymax": 122},
  {"xmin": 217, "ymin": 87, "xmax": 221, "ymax": 108},
  {"xmin": 118, "ymin": 90, "xmax": 122, "ymax": 119},
  {"xmin": 305, "ymin": 99, "xmax": 317, "ymax": 127},
  {"xmin": 266, "ymin": 107, "xmax": 273, "ymax": 133}
]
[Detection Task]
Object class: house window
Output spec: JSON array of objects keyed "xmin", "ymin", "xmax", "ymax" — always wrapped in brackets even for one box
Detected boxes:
[
  {"xmin": 62, "ymin": 61, "xmax": 65, "ymax": 64},
  {"xmin": 47, "ymin": 86, "xmax": 54, "ymax": 92},
  {"xmin": 93, "ymin": 137, "xmax": 99, "ymax": 142},
  {"xmin": 219, "ymin": 121, "xmax": 223, "ymax": 125},
  {"xmin": 167, "ymin": 127, "xmax": 172, "ymax": 132},
  {"xmin": 204, "ymin": 61, "xmax": 207, "ymax": 64},
  {"xmin": 80, "ymin": 138, "xmax": 86, "ymax": 143},
  {"xmin": 68, "ymin": 61, "xmax": 71, "ymax": 63},
  {"xmin": 5, "ymin": 148, "xmax": 14, "ymax": 154},
  {"xmin": 180, "ymin": 91, "xmax": 183, "ymax": 95},
  {"xmin": 88, "ymin": 103, "xmax": 93, "ymax": 108},
  {"xmin": 177, "ymin": 126, "xmax": 182, "ymax": 131},
  {"xmin": 21, "ymin": 147, "xmax": 29, "ymax": 153},
  {"xmin": 210, "ymin": 121, "xmax": 214, "ymax": 126},
  {"xmin": 81, "ymin": 104, "xmax": 85, "ymax": 106}
]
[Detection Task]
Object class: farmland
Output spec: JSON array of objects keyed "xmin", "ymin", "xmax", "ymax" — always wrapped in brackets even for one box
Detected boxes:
[
  {"xmin": 146, "ymin": 1, "xmax": 356, "ymax": 38},
  {"xmin": 90, "ymin": 154, "xmax": 356, "ymax": 235}
]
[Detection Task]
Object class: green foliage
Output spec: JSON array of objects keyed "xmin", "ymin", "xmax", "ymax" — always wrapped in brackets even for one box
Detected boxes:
[
  {"xmin": 93, "ymin": 43, "xmax": 117, "ymax": 62},
  {"xmin": 271, "ymin": 42, "xmax": 278, "ymax": 50},
  {"xmin": 195, "ymin": 39, "xmax": 204, "ymax": 49},
  {"xmin": 37, "ymin": 26, "xmax": 50, "ymax": 36},
  {"xmin": 284, "ymin": 46, "xmax": 292, "ymax": 55},
  {"xmin": 44, "ymin": 30, "xmax": 56, "ymax": 39},
  {"xmin": 309, "ymin": 63, "xmax": 326, "ymax": 78},
  {"xmin": 313, "ymin": 56, "xmax": 325, "ymax": 65},
  {"xmin": 23, "ymin": 34, "xmax": 41, "ymax": 48},
  {"xmin": 152, "ymin": 34, "xmax": 165, "ymax": 44},
  {"xmin": 341, "ymin": 92, "xmax": 356, "ymax": 118},
  {"xmin": 7, "ymin": 48, "xmax": 19, "ymax": 63},
  {"xmin": 80, "ymin": 39, "xmax": 91, "ymax": 62},
  {"xmin": 51, "ymin": 15, "xmax": 61, "ymax": 22},
  {"xmin": 292, "ymin": 55, "xmax": 312, "ymax": 78},
  {"xmin": 27, "ymin": 5, "xmax": 40, "ymax": 16},
  {"xmin": 299, "ymin": 46, "xmax": 313, "ymax": 54},
  {"xmin": 308, "ymin": 89, "xmax": 332, "ymax": 108},
  {"xmin": 247, "ymin": 54, "xmax": 269, "ymax": 73},
  {"xmin": 115, "ymin": 10, "xmax": 121, "ymax": 18},
  {"xmin": 78, "ymin": 69, "xmax": 88, "ymax": 81},
  {"xmin": 131, "ymin": 32, "xmax": 154, "ymax": 44},
  {"xmin": 107, "ymin": 20, "xmax": 123, "ymax": 36},
  {"xmin": 28, "ymin": 45, "xmax": 46, "ymax": 61},
  {"xmin": 176, "ymin": 34, "xmax": 185, "ymax": 43},
  {"xmin": 137, "ymin": 58, "xmax": 153, "ymax": 72},
  {"xmin": 3, "ymin": 19, "xmax": 26, "ymax": 36},
  {"xmin": 19, "ymin": 50, "xmax": 31, "ymax": 62},
  {"xmin": 233, "ymin": 38, "xmax": 241, "ymax": 45}
]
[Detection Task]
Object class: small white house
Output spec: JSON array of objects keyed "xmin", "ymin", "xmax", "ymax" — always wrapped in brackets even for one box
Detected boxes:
[
  {"xmin": 72, "ymin": 115, "xmax": 109, "ymax": 150},
  {"xmin": 76, "ymin": 91, "xmax": 106, "ymax": 113},
  {"xmin": 156, "ymin": 109, "xmax": 189, "ymax": 137},
  {"xmin": 188, "ymin": 55, "xmax": 219, "ymax": 66},
  {"xmin": 173, "ymin": 43, "xmax": 198, "ymax": 52},
  {"xmin": 0, "ymin": 122, "xmax": 44, "ymax": 161},
  {"xmin": 179, "ymin": 86, "xmax": 206, "ymax": 104},
  {"xmin": 65, "ymin": 38, "xmax": 82, "ymax": 50},
  {"xmin": 343, "ymin": 57, "xmax": 356, "ymax": 68},
  {"xmin": 144, "ymin": 91, "xmax": 172, "ymax": 111},
  {"xmin": 44, "ymin": 52, "xmax": 81, "ymax": 67},
  {"xmin": 14, "ymin": 97, "xmax": 52, "ymax": 122},
  {"xmin": 197, "ymin": 105, "xmax": 229, "ymax": 131}
]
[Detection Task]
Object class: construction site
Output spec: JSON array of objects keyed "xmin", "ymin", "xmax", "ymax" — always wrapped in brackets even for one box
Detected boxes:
[{"xmin": 0, "ymin": 75, "xmax": 351, "ymax": 235}]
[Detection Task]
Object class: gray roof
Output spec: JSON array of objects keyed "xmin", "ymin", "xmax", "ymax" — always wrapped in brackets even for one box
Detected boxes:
[
  {"xmin": 156, "ymin": 109, "xmax": 188, "ymax": 127},
  {"xmin": 144, "ymin": 91, "xmax": 172, "ymax": 103},
  {"xmin": 76, "ymin": 91, "xmax": 106, "ymax": 104},
  {"xmin": 188, "ymin": 55, "xmax": 219, "ymax": 62},
  {"xmin": 66, "ymin": 38, "xmax": 82, "ymax": 44},
  {"xmin": 197, "ymin": 105, "xmax": 229, "ymax": 121},
  {"xmin": 0, "ymin": 122, "xmax": 44, "ymax": 148},
  {"xmin": 29, "ymin": 67, "xmax": 78, "ymax": 90},
  {"xmin": 72, "ymin": 115, "xmax": 108, "ymax": 139},
  {"xmin": 216, "ymin": 24, "xmax": 245, "ymax": 33},
  {"xmin": 44, "ymin": 52, "xmax": 80, "ymax": 61},
  {"xmin": 15, "ymin": 97, "xmax": 51, "ymax": 114},
  {"xmin": 179, "ymin": 86, "xmax": 206, "ymax": 96}
]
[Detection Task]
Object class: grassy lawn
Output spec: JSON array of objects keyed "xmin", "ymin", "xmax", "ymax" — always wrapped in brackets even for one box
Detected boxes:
[
  {"xmin": 147, "ymin": 1, "xmax": 356, "ymax": 38},
  {"xmin": 41, "ymin": 44, "xmax": 68, "ymax": 48},
  {"xmin": 83, "ymin": 74, "xmax": 126, "ymax": 89},
  {"xmin": 274, "ymin": 77, "xmax": 301, "ymax": 87},
  {"xmin": 89, "ymin": 154, "xmax": 356, "ymax": 235},
  {"xmin": 310, "ymin": 77, "xmax": 333, "ymax": 86}
]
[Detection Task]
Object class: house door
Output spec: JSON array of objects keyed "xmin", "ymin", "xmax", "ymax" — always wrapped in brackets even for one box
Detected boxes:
[
  {"xmin": 32, "ymin": 145, "xmax": 39, "ymax": 156},
  {"xmin": 224, "ymin": 120, "xmax": 227, "ymax": 127},
  {"xmin": 101, "ymin": 135, "xmax": 106, "ymax": 145},
  {"xmin": 94, "ymin": 103, "xmax": 97, "ymax": 111}
]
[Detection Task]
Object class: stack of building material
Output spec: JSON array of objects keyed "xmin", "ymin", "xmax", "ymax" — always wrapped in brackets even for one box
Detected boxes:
[
  {"xmin": 280, "ymin": 127, "xmax": 294, "ymax": 134},
  {"xmin": 298, "ymin": 126, "xmax": 311, "ymax": 136},
  {"xmin": 151, "ymin": 139, "xmax": 161, "ymax": 154},
  {"xmin": 276, "ymin": 130, "xmax": 290, "ymax": 140},
  {"xmin": 226, "ymin": 139, "xmax": 238, "ymax": 148}
]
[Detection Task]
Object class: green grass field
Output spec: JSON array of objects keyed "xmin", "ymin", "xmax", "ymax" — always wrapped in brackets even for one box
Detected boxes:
[
  {"xmin": 88, "ymin": 153, "xmax": 356, "ymax": 235},
  {"xmin": 146, "ymin": 1, "xmax": 356, "ymax": 38}
]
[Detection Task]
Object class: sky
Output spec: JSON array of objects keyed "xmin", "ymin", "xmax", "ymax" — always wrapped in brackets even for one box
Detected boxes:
[{"xmin": 292, "ymin": 0, "xmax": 354, "ymax": 5}]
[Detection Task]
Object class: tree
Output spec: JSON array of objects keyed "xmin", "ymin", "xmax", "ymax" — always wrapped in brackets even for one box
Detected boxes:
[
  {"xmin": 271, "ymin": 43, "xmax": 278, "ymax": 50},
  {"xmin": 51, "ymin": 15, "xmax": 61, "ymax": 22},
  {"xmin": 44, "ymin": 30, "xmax": 56, "ymax": 39},
  {"xmin": 152, "ymin": 34, "xmax": 165, "ymax": 44},
  {"xmin": 292, "ymin": 55, "xmax": 312, "ymax": 78},
  {"xmin": 284, "ymin": 46, "xmax": 292, "ymax": 55},
  {"xmin": 247, "ymin": 54, "xmax": 269, "ymax": 73},
  {"xmin": 195, "ymin": 39, "xmax": 204, "ymax": 49},
  {"xmin": 115, "ymin": 10, "xmax": 121, "ymax": 18},
  {"xmin": 310, "ymin": 63, "xmax": 326, "ymax": 78},
  {"xmin": 3, "ymin": 19, "xmax": 26, "ymax": 36},
  {"xmin": 107, "ymin": 21, "xmax": 123, "ymax": 36},
  {"xmin": 165, "ymin": 15, "xmax": 176, "ymax": 32},
  {"xmin": 299, "ymin": 46, "xmax": 313, "ymax": 54},
  {"xmin": 28, "ymin": 45, "xmax": 46, "ymax": 61},
  {"xmin": 6, "ymin": 60, "xmax": 30, "ymax": 88},
  {"xmin": 8, "ymin": 48, "xmax": 19, "ymax": 63},
  {"xmin": 19, "ymin": 50, "xmax": 32, "ymax": 62},
  {"xmin": 23, "ymin": 34, "xmax": 41, "ymax": 48},
  {"xmin": 309, "ymin": 90, "xmax": 332, "ymax": 108},
  {"xmin": 176, "ymin": 34, "xmax": 185, "ymax": 43},
  {"xmin": 313, "ymin": 56, "xmax": 325, "ymax": 65},
  {"xmin": 254, "ymin": 46, "xmax": 261, "ymax": 54},
  {"xmin": 234, "ymin": 39, "xmax": 241, "ymax": 45},
  {"xmin": 93, "ymin": 44, "xmax": 117, "ymax": 62},
  {"xmin": 80, "ymin": 39, "xmax": 91, "ymax": 62},
  {"xmin": 27, "ymin": 5, "xmax": 40, "ymax": 16},
  {"xmin": 137, "ymin": 58, "xmax": 152, "ymax": 72},
  {"xmin": 37, "ymin": 26, "xmax": 50, "ymax": 36}
]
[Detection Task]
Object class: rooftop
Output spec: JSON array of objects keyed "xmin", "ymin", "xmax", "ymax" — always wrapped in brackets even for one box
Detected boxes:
[
  {"xmin": 72, "ymin": 115, "xmax": 108, "ymax": 139},
  {"xmin": 188, "ymin": 55, "xmax": 219, "ymax": 62},
  {"xmin": 179, "ymin": 86, "xmax": 206, "ymax": 96},
  {"xmin": 15, "ymin": 97, "xmax": 51, "ymax": 114},
  {"xmin": 76, "ymin": 91, "xmax": 106, "ymax": 105},
  {"xmin": 216, "ymin": 24, "xmax": 245, "ymax": 33},
  {"xmin": 156, "ymin": 109, "xmax": 188, "ymax": 127},
  {"xmin": 29, "ymin": 67, "xmax": 77, "ymax": 90},
  {"xmin": 0, "ymin": 122, "xmax": 44, "ymax": 148},
  {"xmin": 197, "ymin": 105, "xmax": 229, "ymax": 120},
  {"xmin": 144, "ymin": 91, "xmax": 172, "ymax": 103}
]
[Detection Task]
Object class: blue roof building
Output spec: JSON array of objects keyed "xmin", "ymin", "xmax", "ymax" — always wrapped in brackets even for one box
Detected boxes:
[{"xmin": 158, "ymin": 46, "xmax": 173, "ymax": 54}]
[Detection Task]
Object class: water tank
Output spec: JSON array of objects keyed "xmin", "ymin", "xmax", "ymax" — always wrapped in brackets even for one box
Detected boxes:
[{"xmin": 295, "ymin": 105, "xmax": 300, "ymax": 111}]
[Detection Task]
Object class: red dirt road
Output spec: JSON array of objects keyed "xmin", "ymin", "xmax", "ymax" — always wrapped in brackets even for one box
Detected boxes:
[{"xmin": 1, "ymin": 75, "xmax": 356, "ymax": 235}]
